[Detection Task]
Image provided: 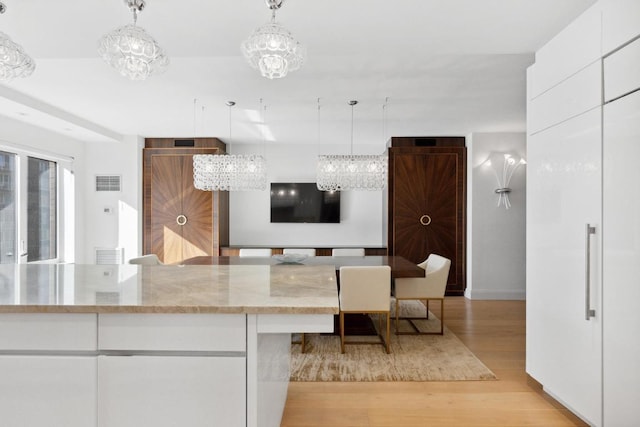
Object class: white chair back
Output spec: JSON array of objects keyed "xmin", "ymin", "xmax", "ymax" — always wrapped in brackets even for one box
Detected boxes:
[
  {"xmin": 339, "ymin": 266, "xmax": 391, "ymax": 312},
  {"xmin": 332, "ymin": 248, "xmax": 365, "ymax": 257},
  {"xmin": 420, "ymin": 254, "xmax": 451, "ymax": 296},
  {"xmin": 238, "ymin": 248, "xmax": 272, "ymax": 257},
  {"xmin": 129, "ymin": 254, "xmax": 162, "ymax": 265},
  {"xmin": 283, "ymin": 248, "xmax": 316, "ymax": 257}
]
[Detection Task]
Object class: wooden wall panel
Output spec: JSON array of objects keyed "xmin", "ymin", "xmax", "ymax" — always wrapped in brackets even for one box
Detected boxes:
[
  {"xmin": 143, "ymin": 139, "xmax": 228, "ymax": 263},
  {"xmin": 387, "ymin": 140, "xmax": 466, "ymax": 295}
]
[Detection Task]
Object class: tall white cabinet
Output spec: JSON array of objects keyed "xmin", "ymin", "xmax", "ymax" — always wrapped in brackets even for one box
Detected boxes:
[
  {"xmin": 602, "ymin": 39, "xmax": 640, "ymax": 426},
  {"xmin": 527, "ymin": 109, "xmax": 602, "ymax": 423},
  {"xmin": 527, "ymin": 1, "xmax": 640, "ymax": 426}
]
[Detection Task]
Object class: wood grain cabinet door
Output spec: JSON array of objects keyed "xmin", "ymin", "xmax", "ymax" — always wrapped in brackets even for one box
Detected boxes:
[
  {"xmin": 144, "ymin": 148, "xmax": 221, "ymax": 264},
  {"xmin": 388, "ymin": 147, "xmax": 466, "ymax": 295}
]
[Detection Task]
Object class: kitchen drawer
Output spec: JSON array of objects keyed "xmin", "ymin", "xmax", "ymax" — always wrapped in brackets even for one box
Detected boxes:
[
  {"xmin": 98, "ymin": 313, "xmax": 246, "ymax": 352},
  {"xmin": 0, "ymin": 313, "xmax": 97, "ymax": 351}
]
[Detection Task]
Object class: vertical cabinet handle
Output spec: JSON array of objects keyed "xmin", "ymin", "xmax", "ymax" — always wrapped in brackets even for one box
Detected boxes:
[
  {"xmin": 419, "ymin": 215, "xmax": 432, "ymax": 226},
  {"xmin": 176, "ymin": 215, "xmax": 187, "ymax": 226},
  {"xmin": 585, "ymin": 223, "xmax": 596, "ymax": 321}
]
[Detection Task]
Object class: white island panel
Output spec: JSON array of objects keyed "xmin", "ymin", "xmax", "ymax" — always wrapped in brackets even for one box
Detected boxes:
[
  {"xmin": 0, "ymin": 355, "xmax": 97, "ymax": 427},
  {"xmin": 97, "ymin": 355, "xmax": 246, "ymax": 427}
]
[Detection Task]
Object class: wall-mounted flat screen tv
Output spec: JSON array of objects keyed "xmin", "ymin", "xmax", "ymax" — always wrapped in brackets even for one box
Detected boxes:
[{"xmin": 270, "ymin": 183, "xmax": 340, "ymax": 223}]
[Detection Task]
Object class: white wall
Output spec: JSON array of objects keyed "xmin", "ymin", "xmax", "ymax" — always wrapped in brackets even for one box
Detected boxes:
[
  {"xmin": 81, "ymin": 135, "xmax": 143, "ymax": 263},
  {"xmin": 229, "ymin": 143, "xmax": 386, "ymax": 247},
  {"xmin": 466, "ymin": 132, "xmax": 526, "ymax": 300}
]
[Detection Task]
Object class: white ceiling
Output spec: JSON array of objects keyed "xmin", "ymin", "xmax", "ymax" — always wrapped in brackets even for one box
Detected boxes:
[{"xmin": 0, "ymin": 0, "xmax": 597, "ymax": 147}]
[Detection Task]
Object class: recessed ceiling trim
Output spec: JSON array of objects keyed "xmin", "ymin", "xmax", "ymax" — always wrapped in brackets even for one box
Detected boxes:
[{"xmin": 0, "ymin": 84, "xmax": 123, "ymax": 142}]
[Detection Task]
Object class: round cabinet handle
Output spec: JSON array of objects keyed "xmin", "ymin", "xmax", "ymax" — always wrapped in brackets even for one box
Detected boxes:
[
  {"xmin": 420, "ymin": 215, "xmax": 432, "ymax": 226},
  {"xmin": 176, "ymin": 215, "xmax": 188, "ymax": 226}
]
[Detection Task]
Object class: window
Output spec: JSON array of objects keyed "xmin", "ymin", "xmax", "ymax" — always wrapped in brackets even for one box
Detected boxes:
[
  {"xmin": 27, "ymin": 157, "xmax": 57, "ymax": 262},
  {"xmin": 0, "ymin": 151, "xmax": 16, "ymax": 264}
]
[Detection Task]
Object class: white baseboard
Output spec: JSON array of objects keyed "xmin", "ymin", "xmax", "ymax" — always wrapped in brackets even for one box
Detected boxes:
[{"xmin": 464, "ymin": 288, "xmax": 526, "ymax": 300}]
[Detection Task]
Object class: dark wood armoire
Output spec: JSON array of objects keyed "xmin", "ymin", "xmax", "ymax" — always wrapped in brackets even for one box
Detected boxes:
[
  {"xmin": 143, "ymin": 138, "xmax": 229, "ymax": 264},
  {"xmin": 387, "ymin": 137, "xmax": 466, "ymax": 295}
]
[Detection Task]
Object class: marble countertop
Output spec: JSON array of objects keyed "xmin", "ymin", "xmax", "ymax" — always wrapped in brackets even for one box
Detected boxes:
[{"xmin": 0, "ymin": 264, "xmax": 339, "ymax": 315}]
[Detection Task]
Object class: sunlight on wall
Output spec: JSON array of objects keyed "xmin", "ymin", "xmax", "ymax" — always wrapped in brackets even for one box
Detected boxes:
[{"xmin": 118, "ymin": 200, "xmax": 139, "ymax": 263}]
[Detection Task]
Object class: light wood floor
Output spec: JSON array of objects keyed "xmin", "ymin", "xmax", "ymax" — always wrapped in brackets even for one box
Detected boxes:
[{"xmin": 281, "ymin": 297, "xmax": 588, "ymax": 427}]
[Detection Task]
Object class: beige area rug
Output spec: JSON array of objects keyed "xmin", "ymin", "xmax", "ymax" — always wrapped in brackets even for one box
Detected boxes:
[{"xmin": 290, "ymin": 300, "xmax": 497, "ymax": 382}]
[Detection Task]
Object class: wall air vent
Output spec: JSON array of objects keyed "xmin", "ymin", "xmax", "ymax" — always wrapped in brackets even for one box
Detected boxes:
[
  {"xmin": 174, "ymin": 139, "xmax": 195, "ymax": 147},
  {"xmin": 95, "ymin": 247, "xmax": 124, "ymax": 264},
  {"xmin": 96, "ymin": 175, "xmax": 121, "ymax": 192}
]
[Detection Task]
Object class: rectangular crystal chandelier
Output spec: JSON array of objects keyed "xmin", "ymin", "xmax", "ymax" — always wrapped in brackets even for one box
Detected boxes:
[
  {"xmin": 316, "ymin": 154, "xmax": 388, "ymax": 191},
  {"xmin": 193, "ymin": 154, "xmax": 267, "ymax": 191},
  {"xmin": 316, "ymin": 100, "xmax": 388, "ymax": 191}
]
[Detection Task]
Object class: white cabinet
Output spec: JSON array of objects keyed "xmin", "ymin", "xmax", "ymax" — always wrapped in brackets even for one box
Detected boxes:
[
  {"xmin": 526, "ymin": 108, "xmax": 603, "ymax": 426},
  {"xmin": 528, "ymin": 60, "xmax": 602, "ymax": 134},
  {"xmin": 0, "ymin": 313, "xmax": 98, "ymax": 427},
  {"xmin": 602, "ymin": 0, "xmax": 640, "ymax": 54},
  {"xmin": 97, "ymin": 313, "xmax": 246, "ymax": 351},
  {"xmin": 528, "ymin": 2, "xmax": 640, "ymax": 424},
  {"xmin": 98, "ymin": 355, "xmax": 246, "ymax": 427},
  {"xmin": 0, "ymin": 313, "xmax": 97, "ymax": 351},
  {"xmin": 530, "ymin": 3, "xmax": 602, "ymax": 98},
  {"xmin": 603, "ymin": 90, "xmax": 640, "ymax": 426},
  {"xmin": 603, "ymin": 37, "xmax": 640, "ymax": 102},
  {"xmin": 96, "ymin": 313, "xmax": 247, "ymax": 427},
  {"xmin": 0, "ymin": 356, "xmax": 97, "ymax": 427}
]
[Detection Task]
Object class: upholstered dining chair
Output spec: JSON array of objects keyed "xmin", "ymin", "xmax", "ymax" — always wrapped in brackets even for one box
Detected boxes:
[
  {"xmin": 238, "ymin": 248, "xmax": 272, "ymax": 257},
  {"xmin": 128, "ymin": 254, "xmax": 163, "ymax": 265},
  {"xmin": 332, "ymin": 248, "xmax": 365, "ymax": 257},
  {"xmin": 282, "ymin": 248, "xmax": 316, "ymax": 257},
  {"xmin": 393, "ymin": 253, "xmax": 451, "ymax": 335},
  {"xmin": 339, "ymin": 265, "xmax": 391, "ymax": 354}
]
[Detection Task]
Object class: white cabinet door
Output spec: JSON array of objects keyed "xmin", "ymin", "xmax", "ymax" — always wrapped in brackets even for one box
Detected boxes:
[
  {"xmin": 603, "ymin": 90, "xmax": 640, "ymax": 426},
  {"xmin": 98, "ymin": 355, "xmax": 246, "ymax": 427},
  {"xmin": 526, "ymin": 108, "xmax": 602, "ymax": 426},
  {"xmin": 602, "ymin": 0, "xmax": 640, "ymax": 54},
  {"xmin": 0, "ymin": 356, "xmax": 97, "ymax": 427}
]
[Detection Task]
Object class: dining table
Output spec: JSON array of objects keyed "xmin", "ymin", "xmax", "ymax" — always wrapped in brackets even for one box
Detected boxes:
[
  {"xmin": 182, "ymin": 255, "xmax": 425, "ymax": 279},
  {"xmin": 182, "ymin": 255, "xmax": 424, "ymax": 338}
]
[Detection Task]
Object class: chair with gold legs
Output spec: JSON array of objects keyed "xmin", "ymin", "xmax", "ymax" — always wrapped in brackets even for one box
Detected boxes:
[
  {"xmin": 393, "ymin": 253, "xmax": 451, "ymax": 335},
  {"xmin": 339, "ymin": 265, "xmax": 391, "ymax": 354}
]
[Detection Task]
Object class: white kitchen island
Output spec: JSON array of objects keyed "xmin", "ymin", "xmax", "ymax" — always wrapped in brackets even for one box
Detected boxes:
[{"xmin": 0, "ymin": 263, "xmax": 339, "ymax": 427}]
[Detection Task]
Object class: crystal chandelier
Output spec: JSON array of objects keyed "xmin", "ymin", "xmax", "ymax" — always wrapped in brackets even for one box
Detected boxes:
[
  {"xmin": 317, "ymin": 101, "xmax": 388, "ymax": 191},
  {"xmin": 98, "ymin": 0, "xmax": 168, "ymax": 80},
  {"xmin": 0, "ymin": 2, "xmax": 36, "ymax": 82},
  {"xmin": 193, "ymin": 154, "xmax": 267, "ymax": 191},
  {"xmin": 193, "ymin": 101, "xmax": 267, "ymax": 191},
  {"xmin": 241, "ymin": 0, "xmax": 304, "ymax": 79}
]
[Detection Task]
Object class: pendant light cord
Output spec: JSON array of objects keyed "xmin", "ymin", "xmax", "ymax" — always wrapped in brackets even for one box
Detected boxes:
[
  {"xmin": 317, "ymin": 98, "xmax": 321, "ymax": 156},
  {"xmin": 260, "ymin": 98, "xmax": 267, "ymax": 157},
  {"xmin": 383, "ymin": 97, "xmax": 389, "ymax": 145},
  {"xmin": 193, "ymin": 98, "xmax": 197, "ymax": 136},
  {"xmin": 349, "ymin": 100, "xmax": 357, "ymax": 155}
]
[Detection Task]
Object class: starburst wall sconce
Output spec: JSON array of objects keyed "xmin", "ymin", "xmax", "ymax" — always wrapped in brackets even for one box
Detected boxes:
[{"xmin": 482, "ymin": 153, "xmax": 526, "ymax": 209}]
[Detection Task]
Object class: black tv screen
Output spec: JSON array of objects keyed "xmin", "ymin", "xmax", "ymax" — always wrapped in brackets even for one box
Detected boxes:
[{"xmin": 270, "ymin": 183, "xmax": 340, "ymax": 223}]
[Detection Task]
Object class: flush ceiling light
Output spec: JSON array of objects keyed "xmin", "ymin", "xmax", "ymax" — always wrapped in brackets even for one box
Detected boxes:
[
  {"xmin": 193, "ymin": 101, "xmax": 267, "ymax": 191},
  {"xmin": 0, "ymin": 2, "xmax": 36, "ymax": 82},
  {"xmin": 98, "ymin": 0, "xmax": 168, "ymax": 80},
  {"xmin": 241, "ymin": 0, "xmax": 305, "ymax": 79},
  {"xmin": 317, "ymin": 100, "xmax": 388, "ymax": 191}
]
